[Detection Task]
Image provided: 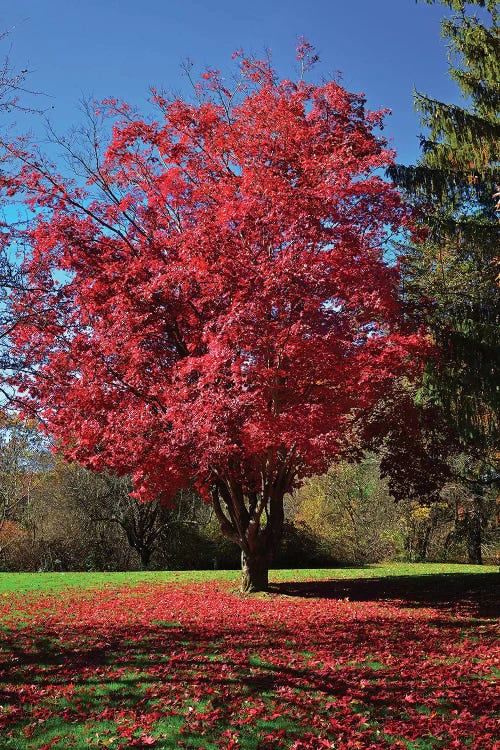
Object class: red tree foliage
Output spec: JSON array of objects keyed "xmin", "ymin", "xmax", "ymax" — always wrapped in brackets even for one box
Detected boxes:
[{"xmin": 5, "ymin": 48, "xmax": 428, "ymax": 589}]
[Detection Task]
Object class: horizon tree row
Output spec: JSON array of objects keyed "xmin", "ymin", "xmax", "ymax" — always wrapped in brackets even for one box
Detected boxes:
[{"xmin": 0, "ymin": 416, "xmax": 496, "ymax": 571}]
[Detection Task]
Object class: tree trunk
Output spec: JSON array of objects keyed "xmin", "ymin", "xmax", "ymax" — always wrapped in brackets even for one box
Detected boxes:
[
  {"xmin": 210, "ymin": 468, "xmax": 290, "ymax": 594},
  {"xmin": 241, "ymin": 549, "xmax": 270, "ymax": 593},
  {"xmin": 465, "ymin": 512, "xmax": 483, "ymax": 564},
  {"xmin": 461, "ymin": 488, "xmax": 484, "ymax": 565},
  {"xmin": 417, "ymin": 523, "xmax": 432, "ymax": 561},
  {"xmin": 139, "ymin": 546, "xmax": 152, "ymax": 569}
]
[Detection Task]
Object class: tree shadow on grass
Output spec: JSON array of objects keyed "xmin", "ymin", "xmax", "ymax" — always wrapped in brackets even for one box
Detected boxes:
[
  {"xmin": 269, "ymin": 572, "xmax": 500, "ymax": 617},
  {"xmin": 0, "ymin": 592, "xmax": 498, "ymax": 749},
  {"xmin": 1, "ymin": 575, "xmax": 498, "ymax": 749},
  {"xmin": 1, "ymin": 614, "xmax": 498, "ymax": 750}
]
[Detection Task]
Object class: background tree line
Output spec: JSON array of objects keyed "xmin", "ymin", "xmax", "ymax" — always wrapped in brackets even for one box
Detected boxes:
[{"xmin": 0, "ymin": 412, "xmax": 496, "ymax": 572}]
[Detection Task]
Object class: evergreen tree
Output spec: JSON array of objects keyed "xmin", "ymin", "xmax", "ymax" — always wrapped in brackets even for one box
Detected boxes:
[
  {"xmin": 388, "ymin": 0, "xmax": 499, "ymax": 562},
  {"xmin": 391, "ymin": 0, "xmax": 499, "ymax": 448}
]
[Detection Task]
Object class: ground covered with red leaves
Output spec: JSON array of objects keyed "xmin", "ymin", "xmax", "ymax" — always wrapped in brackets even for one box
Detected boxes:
[{"xmin": 0, "ymin": 575, "xmax": 498, "ymax": 749}]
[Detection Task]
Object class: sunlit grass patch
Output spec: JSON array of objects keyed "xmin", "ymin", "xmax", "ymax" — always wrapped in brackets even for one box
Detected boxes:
[{"xmin": 0, "ymin": 562, "xmax": 497, "ymax": 596}]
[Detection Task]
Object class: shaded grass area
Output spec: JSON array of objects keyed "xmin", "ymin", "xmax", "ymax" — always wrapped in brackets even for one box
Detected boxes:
[
  {"xmin": 271, "ymin": 571, "xmax": 500, "ymax": 618},
  {"xmin": 0, "ymin": 566, "xmax": 498, "ymax": 749},
  {"xmin": 0, "ymin": 562, "xmax": 497, "ymax": 594}
]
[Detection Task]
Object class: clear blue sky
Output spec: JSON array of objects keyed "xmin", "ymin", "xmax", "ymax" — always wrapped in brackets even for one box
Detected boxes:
[{"xmin": 2, "ymin": 0, "xmax": 462, "ymax": 166}]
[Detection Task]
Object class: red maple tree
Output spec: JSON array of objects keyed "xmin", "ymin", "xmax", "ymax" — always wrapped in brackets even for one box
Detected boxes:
[{"xmin": 6, "ymin": 48, "xmax": 427, "ymax": 590}]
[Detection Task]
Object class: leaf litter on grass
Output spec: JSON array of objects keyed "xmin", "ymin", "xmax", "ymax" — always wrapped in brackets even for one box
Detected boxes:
[{"xmin": 0, "ymin": 574, "xmax": 498, "ymax": 749}]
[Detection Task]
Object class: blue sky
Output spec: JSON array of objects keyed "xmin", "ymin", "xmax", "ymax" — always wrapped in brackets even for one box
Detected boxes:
[{"xmin": 2, "ymin": 0, "xmax": 461, "ymax": 166}]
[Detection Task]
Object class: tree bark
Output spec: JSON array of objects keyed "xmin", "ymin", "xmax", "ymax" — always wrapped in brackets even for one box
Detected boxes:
[
  {"xmin": 241, "ymin": 549, "xmax": 270, "ymax": 593},
  {"xmin": 461, "ymin": 488, "xmax": 484, "ymax": 565},
  {"xmin": 139, "ymin": 546, "xmax": 152, "ymax": 569},
  {"xmin": 465, "ymin": 511, "xmax": 483, "ymax": 564},
  {"xmin": 211, "ymin": 453, "xmax": 293, "ymax": 593},
  {"xmin": 210, "ymin": 484, "xmax": 281, "ymax": 592},
  {"xmin": 417, "ymin": 523, "xmax": 432, "ymax": 561}
]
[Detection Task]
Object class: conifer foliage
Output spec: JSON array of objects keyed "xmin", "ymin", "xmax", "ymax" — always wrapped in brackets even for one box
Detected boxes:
[
  {"xmin": 390, "ymin": 0, "xmax": 499, "ymax": 451},
  {"xmin": 387, "ymin": 1, "xmax": 499, "ymax": 563},
  {"xmin": 5, "ymin": 49, "xmax": 426, "ymax": 590}
]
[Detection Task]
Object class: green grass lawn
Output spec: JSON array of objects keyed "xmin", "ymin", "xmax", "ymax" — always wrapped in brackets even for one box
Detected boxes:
[
  {"xmin": 0, "ymin": 562, "xmax": 496, "ymax": 594},
  {"xmin": 0, "ymin": 564, "xmax": 497, "ymax": 749}
]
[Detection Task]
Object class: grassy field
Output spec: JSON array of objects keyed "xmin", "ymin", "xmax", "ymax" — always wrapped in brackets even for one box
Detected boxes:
[
  {"xmin": 0, "ymin": 564, "xmax": 498, "ymax": 749},
  {"xmin": 0, "ymin": 561, "xmax": 496, "ymax": 594}
]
